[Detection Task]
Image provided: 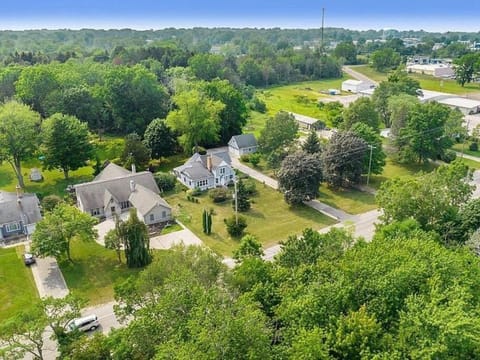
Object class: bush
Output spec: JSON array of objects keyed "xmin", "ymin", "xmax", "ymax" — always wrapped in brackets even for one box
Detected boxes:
[
  {"xmin": 249, "ymin": 96, "xmax": 267, "ymax": 113},
  {"xmin": 209, "ymin": 187, "xmax": 229, "ymax": 203},
  {"xmin": 187, "ymin": 187, "xmax": 202, "ymax": 197},
  {"xmin": 192, "ymin": 146, "xmax": 207, "ymax": 155},
  {"xmin": 154, "ymin": 172, "xmax": 177, "ymax": 192},
  {"xmin": 224, "ymin": 215, "xmax": 248, "ymax": 237},
  {"xmin": 470, "ymin": 142, "xmax": 479, "ymax": 151},
  {"xmin": 440, "ymin": 150, "xmax": 457, "ymax": 163},
  {"xmin": 240, "ymin": 154, "xmax": 250, "ymax": 163},
  {"xmin": 148, "ymin": 159, "xmax": 162, "ymax": 172},
  {"xmin": 42, "ymin": 195, "xmax": 63, "ymax": 212},
  {"xmin": 243, "ymin": 180, "xmax": 257, "ymax": 195},
  {"xmin": 249, "ymin": 153, "xmax": 261, "ymax": 167}
]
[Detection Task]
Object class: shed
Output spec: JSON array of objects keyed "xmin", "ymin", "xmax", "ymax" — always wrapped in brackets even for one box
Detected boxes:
[
  {"xmin": 341, "ymin": 79, "xmax": 372, "ymax": 93},
  {"xmin": 289, "ymin": 112, "xmax": 322, "ymax": 130},
  {"xmin": 29, "ymin": 168, "xmax": 43, "ymax": 182}
]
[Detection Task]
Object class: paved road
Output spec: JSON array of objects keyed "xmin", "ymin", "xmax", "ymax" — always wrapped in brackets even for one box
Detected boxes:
[{"xmin": 342, "ymin": 65, "xmax": 379, "ymax": 86}]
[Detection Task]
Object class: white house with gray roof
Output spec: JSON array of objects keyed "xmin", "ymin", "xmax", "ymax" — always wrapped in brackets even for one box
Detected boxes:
[
  {"xmin": 74, "ymin": 163, "xmax": 171, "ymax": 224},
  {"xmin": 0, "ymin": 188, "xmax": 41, "ymax": 242},
  {"xmin": 228, "ymin": 134, "xmax": 258, "ymax": 157},
  {"xmin": 173, "ymin": 151, "xmax": 235, "ymax": 190}
]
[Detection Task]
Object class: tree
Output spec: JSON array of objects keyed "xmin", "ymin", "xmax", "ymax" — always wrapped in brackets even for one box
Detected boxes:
[
  {"xmin": 104, "ymin": 225, "xmax": 123, "ymax": 264},
  {"xmin": 342, "ymin": 97, "xmax": 380, "ymax": 131},
  {"xmin": 120, "ymin": 133, "xmax": 151, "ymax": 170},
  {"xmin": 334, "ymin": 41, "xmax": 357, "ymax": 64},
  {"xmin": 233, "ymin": 234, "xmax": 264, "ymax": 262},
  {"xmin": 166, "ymin": 89, "xmax": 224, "ymax": 154},
  {"xmin": 188, "ymin": 53, "xmax": 226, "ymax": 81},
  {"xmin": 225, "ymin": 215, "xmax": 247, "ymax": 237},
  {"xmin": 31, "ymin": 203, "xmax": 98, "ymax": 262},
  {"xmin": 41, "ymin": 195, "xmax": 63, "ymax": 212},
  {"xmin": 388, "ymin": 94, "xmax": 419, "ymax": 137},
  {"xmin": 0, "ymin": 100, "xmax": 40, "ymax": 188},
  {"xmin": 322, "ymin": 131, "xmax": 367, "ymax": 188},
  {"xmin": 454, "ymin": 53, "xmax": 480, "ymax": 87},
  {"xmin": 278, "ymin": 150, "xmax": 323, "ymax": 205},
  {"xmin": 350, "ymin": 122, "xmax": 386, "ymax": 175},
  {"xmin": 118, "ymin": 209, "xmax": 151, "ymax": 268},
  {"xmin": 143, "ymin": 118, "xmax": 177, "ymax": 158},
  {"xmin": 302, "ymin": 130, "xmax": 322, "ymax": 154},
  {"xmin": 41, "ymin": 113, "xmax": 93, "ymax": 179},
  {"xmin": 371, "ymin": 48, "xmax": 401, "ymax": 72},
  {"xmin": 233, "ymin": 178, "xmax": 251, "ymax": 212}
]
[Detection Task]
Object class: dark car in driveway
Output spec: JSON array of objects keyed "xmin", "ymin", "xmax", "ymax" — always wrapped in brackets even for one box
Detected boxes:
[{"xmin": 23, "ymin": 253, "xmax": 36, "ymax": 266}]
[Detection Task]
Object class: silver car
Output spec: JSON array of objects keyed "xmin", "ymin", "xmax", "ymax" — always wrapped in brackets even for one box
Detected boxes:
[{"xmin": 67, "ymin": 314, "xmax": 99, "ymax": 332}]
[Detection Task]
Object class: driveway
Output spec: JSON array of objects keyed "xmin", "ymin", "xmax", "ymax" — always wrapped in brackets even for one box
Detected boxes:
[
  {"xmin": 342, "ymin": 65, "xmax": 379, "ymax": 86},
  {"xmin": 150, "ymin": 227, "xmax": 203, "ymax": 249}
]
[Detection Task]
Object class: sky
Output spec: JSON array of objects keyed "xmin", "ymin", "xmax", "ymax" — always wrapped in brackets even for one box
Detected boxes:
[{"xmin": 1, "ymin": 0, "xmax": 479, "ymax": 32}]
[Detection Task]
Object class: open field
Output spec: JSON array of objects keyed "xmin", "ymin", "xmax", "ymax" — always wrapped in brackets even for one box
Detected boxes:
[
  {"xmin": 164, "ymin": 179, "xmax": 336, "ymax": 256},
  {"xmin": 317, "ymin": 186, "xmax": 377, "ymax": 214},
  {"xmin": 59, "ymin": 239, "xmax": 140, "ymax": 306},
  {"xmin": 0, "ymin": 246, "xmax": 39, "ymax": 323},
  {"xmin": 353, "ymin": 65, "xmax": 480, "ymax": 95}
]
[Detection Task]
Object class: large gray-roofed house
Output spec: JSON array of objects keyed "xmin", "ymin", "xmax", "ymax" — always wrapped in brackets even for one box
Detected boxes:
[
  {"xmin": 174, "ymin": 151, "xmax": 236, "ymax": 190},
  {"xmin": 228, "ymin": 134, "xmax": 258, "ymax": 157},
  {"xmin": 74, "ymin": 163, "xmax": 171, "ymax": 224},
  {"xmin": 0, "ymin": 190, "xmax": 41, "ymax": 241}
]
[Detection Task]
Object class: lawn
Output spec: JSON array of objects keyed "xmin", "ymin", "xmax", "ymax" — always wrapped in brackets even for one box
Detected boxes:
[
  {"xmin": 257, "ymin": 76, "xmax": 351, "ymax": 123},
  {"xmin": 317, "ymin": 186, "xmax": 377, "ymax": 214},
  {"xmin": 59, "ymin": 239, "xmax": 140, "ymax": 306},
  {"xmin": 452, "ymin": 142, "xmax": 480, "ymax": 158},
  {"xmin": 0, "ymin": 246, "xmax": 39, "ymax": 323},
  {"xmin": 244, "ymin": 111, "xmax": 269, "ymax": 138},
  {"xmin": 164, "ymin": 179, "xmax": 336, "ymax": 256},
  {"xmin": 352, "ymin": 65, "xmax": 480, "ymax": 95}
]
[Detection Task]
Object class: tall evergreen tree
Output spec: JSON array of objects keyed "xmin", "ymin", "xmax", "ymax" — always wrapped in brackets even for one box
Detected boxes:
[
  {"xmin": 302, "ymin": 130, "xmax": 322, "ymax": 154},
  {"xmin": 119, "ymin": 209, "xmax": 151, "ymax": 268}
]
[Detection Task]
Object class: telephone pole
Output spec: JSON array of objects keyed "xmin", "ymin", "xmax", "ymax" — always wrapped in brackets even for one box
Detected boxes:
[{"xmin": 366, "ymin": 145, "xmax": 375, "ymax": 187}]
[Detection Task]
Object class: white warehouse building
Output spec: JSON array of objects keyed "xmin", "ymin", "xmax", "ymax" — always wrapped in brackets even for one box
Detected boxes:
[
  {"xmin": 341, "ymin": 79, "xmax": 373, "ymax": 93},
  {"xmin": 406, "ymin": 64, "xmax": 454, "ymax": 78}
]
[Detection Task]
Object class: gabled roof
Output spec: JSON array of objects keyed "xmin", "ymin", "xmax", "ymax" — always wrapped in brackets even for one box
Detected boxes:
[
  {"xmin": 0, "ymin": 192, "xmax": 41, "ymax": 225},
  {"xmin": 129, "ymin": 184, "xmax": 171, "ymax": 216},
  {"xmin": 289, "ymin": 112, "xmax": 319, "ymax": 125},
  {"xmin": 174, "ymin": 151, "xmax": 232, "ymax": 181},
  {"xmin": 94, "ymin": 163, "xmax": 131, "ymax": 182},
  {"xmin": 75, "ymin": 172, "xmax": 160, "ymax": 211},
  {"xmin": 229, "ymin": 134, "xmax": 257, "ymax": 149}
]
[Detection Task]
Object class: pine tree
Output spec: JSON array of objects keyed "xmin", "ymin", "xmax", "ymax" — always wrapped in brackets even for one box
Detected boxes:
[
  {"xmin": 233, "ymin": 179, "xmax": 251, "ymax": 212},
  {"xmin": 302, "ymin": 130, "xmax": 322, "ymax": 154}
]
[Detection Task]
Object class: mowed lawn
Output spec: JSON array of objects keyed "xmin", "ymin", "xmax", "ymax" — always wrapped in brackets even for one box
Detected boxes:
[
  {"xmin": 0, "ymin": 246, "xmax": 39, "ymax": 322},
  {"xmin": 258, "ymin": 77, "xmax": 351, "ymax": 121},
  {"xmin": 59, "ymin": 239, "xmax": 141, "ymax": 306},
  {"xmin": 317, "ymin": 186, "xmax": 377, "ymax": 215},
  {"xmin": 352, "ymin": 65, "xmax": 480, "ymax": 95},
  {"xmin": 164, "ymin": 179, "xmax": 336, "ymax": 256}
]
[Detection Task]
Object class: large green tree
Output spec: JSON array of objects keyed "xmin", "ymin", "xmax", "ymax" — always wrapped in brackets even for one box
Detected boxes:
[
  {"xmin": 454, "ymin": 53, "xmax": 480, "ymax": 87},
  {"xmin": 143, "ymin": 118, "xmax": 177, "ymax": 158},
  {"xmin": 350, "ymin": 122, "xmax": 386, "ymax": 176},
  {"xmin": 118, "ymin": 209, "xmax": 151, "ymax": 268},
  {"xmin": 0, "ymin": 100, "xmax": 40, "ymax": 188},
  {"xmin": 31, "ymin": 204, "xmax": 98, "ymax": 262},
  {"xmin": 334, "ymin": 41, "xmax": 357, "ymax": 64},
  {"xmin": 371, "ymin": 48, "xmax": 401, "ymax": 72},
  {"xmin": 278, "ymin": 150, "xmax": 323, "ymax": 205},
  {"xmin": 120, "ymin": 133, "xmax": 151, "ymax": 170},
  {"xmin": 42, "ymin": 113, "xmax": 93, "ymax": 179},
  {"xmin": 342, "ymin": 97, "xmax": 380, "ymax": 131},
  {"xmin": 166, "ymin": 89, "xmax": 224, "ymax": 154}
]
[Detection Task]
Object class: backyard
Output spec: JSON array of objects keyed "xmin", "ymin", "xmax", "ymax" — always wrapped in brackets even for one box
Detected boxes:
[
  {"xmin": 164, "ymin": 178, "xmax": 336, "ymax": 255},
  {"xmin": 0, "ymin": 246, "xmax": 39, "ymax": 323}
]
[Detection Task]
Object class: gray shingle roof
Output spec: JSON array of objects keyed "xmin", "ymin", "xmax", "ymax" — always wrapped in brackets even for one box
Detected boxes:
[
  {"xmin": 74, "ymin": 172, "xmax": 160, "ymax": 211},
  {"xmin": 94, "ymin": 163, "xmax": 131, "ymax": 181},
  {"xmin": 230, "ymin": 134, "xmax": 257, "ymax": 149},
  {"xmin": 0, "ymin": 192, "xmax": 42, "ymax": 225},
  {"xmin": 174, "ymin": 151, "xmax": 232, "ymax": 181},
  {"xmin": 129, "ymin": 184, "xmax": 171, "ymax": 216}
]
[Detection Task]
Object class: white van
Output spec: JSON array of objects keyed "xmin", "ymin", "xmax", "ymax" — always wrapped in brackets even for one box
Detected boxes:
[{"xmin": 67, "ymin": 314, "xmax": 99, "ymax": 332}]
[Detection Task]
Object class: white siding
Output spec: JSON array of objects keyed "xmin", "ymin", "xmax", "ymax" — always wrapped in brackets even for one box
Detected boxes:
[{"xmin": 144, "ymin": 205, "xmax": 172, "ymax": 225}]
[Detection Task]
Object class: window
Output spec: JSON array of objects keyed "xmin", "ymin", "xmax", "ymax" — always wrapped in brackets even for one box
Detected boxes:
[
  {"xmin": 197, "ymin": 179, "xmax": 208, "ymax": 187},
  {"xmin": 230, "ymin": 175, "xmax": 233, "ymax": 179},
  {"xmin": 91, "ymin": 208, "xmax": 101, "ymax": 216},
  {"xmin": 162, "ymin": 211, "xmax": 167, "ymax": 218},
  {"xmin": 120, "ymin": 201, "xmax": 130, "ymax": 209},
  {"xmin": 110, "ymin": 206, "xmax": 116, "ymax": 213},
  {"xmin": 216, "ymin": 178, "xmax": 219, "ymax": 183},
  {"xmin": 220, "ymin": 167, "xmax": 226, "ymax": 175},
  {"xmin": 149, "ymin": 214, "xmax": 154, "ymax": 221},
  {"xmin": 5, "ymin": 222, "xmax": 20, "ymax": 232}
]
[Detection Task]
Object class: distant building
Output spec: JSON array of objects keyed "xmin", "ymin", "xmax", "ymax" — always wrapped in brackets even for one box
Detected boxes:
[
  {"xmin": 228, "ymin": 134, "xmax": 258, "ymax": 157},
  {"xmin": 289, "ymin": 112, "xmax": 323, "ymax": 130},
  {"xmin": 437, "ymin": 97, "xmax": 480, "ymax": 115},
  {"xmin": 406, "ymin": 64, "xmax": 454, "ymax": 78},
  {"xmin": 341, "ymin": 79, "xmax": 372, "ymax": 93}
]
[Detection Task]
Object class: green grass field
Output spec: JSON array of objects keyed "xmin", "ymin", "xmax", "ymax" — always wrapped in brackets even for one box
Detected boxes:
[
  {"xmin": 164, "ymin": 179, "xmax": 336, "ymax": 256},
  {"xmin": 317, "ymin": 186, "xmax": 377, "ymax": 214},
  {"xmin": 352, "ymin": 65, "xmax": 480, "ymax": 95},
  {"xmin": 59, "ymin": 239, "xmax": 140, "ymax": 305},
  {"xmin": 0, "ymin": 246, "xmax": 39, "ymax": 323},
  {"xmin": 452, "ymin": 142, "xmax": 480, "ymax": 158}
]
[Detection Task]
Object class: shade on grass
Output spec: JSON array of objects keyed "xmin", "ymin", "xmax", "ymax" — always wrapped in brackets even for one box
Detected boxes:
[
  {"xmin": 165, "ymin": 179, "xmax": 336, "ymax": 256},
  {"xmin": 59, "ymin": 239, "xmax": 140, "ymax": 306},
  {"xmin": 0, "ymin": 246, "xmax": 39, "ymax": 323}
]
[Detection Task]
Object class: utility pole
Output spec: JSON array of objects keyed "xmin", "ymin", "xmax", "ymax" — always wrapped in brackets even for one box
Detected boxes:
[
  {"xmin": 366, "ymin": 145, "xmax": 375, "ymax": 187},
  {"xmin": 234, "ymin": 179, "xmax": 238, "ymax": 225},
  {"xmin": 320, "ymin": 7, "xmax": 325, "ymax": 55},
  {"xmin": 461, "ymin": 118, "xmax": 471, "ymax": 158}
]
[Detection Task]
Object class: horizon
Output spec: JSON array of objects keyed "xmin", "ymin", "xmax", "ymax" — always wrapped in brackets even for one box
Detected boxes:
[{"xmin": 1, "ymin": 0, "xmax": 479, "ymax": 33}]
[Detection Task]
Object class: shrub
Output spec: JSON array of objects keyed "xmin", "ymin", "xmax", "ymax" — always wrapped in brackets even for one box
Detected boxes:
[
  {"xmin": 240, "ymin": 154, "xmax": 250, "ymax": 163},
  {"xmin": 42, "ymin": 195, "xmax": 63, "ymax": 212},
  {"xmin": 148, "ymin": 159, "xmax": 162, "ymax": 172},
  {"xmin": 243, "ymin": 180, "xmax": 257, "ymax": 196},
  {"xmin": 470, "ymin": 142, "xmax": 479, "ymax": 151},
  {"xmin": 192, "ymin": 146, "xmax": 207, "ymax": 155},
  {"xmin": 249, "ymin": 96, "xmax": 267, "ymax": 113},
  {"xmin": 187, "ymin": 187, "xmax": 202, "ymax": 197},
  {"xmin": 154, "ymin": 172, "xmax": 177, "ymax": 192},
  {"xmin": 224, "ymin": 215, "xmax": 247, "ymax": 237},
  {"xmin": 249, "ymin": 153, "xmax": 261, "ymax": 167},
  {"xmin": 440, "ymin": 150, "xmax": 457, "ymax": 163},
  {"xmin": 209, "ymin": 187, "xmax": 229, "ymax": 203}
]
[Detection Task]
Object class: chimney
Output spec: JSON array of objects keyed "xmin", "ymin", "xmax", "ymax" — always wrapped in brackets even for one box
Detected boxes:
[
  {"xmin": 15, "ymin": 184, "xmax": 23, "ymax": 199},
  {"xmin": 130, "ymin": 180, "xmax": 136, "ymax": 192},
  {"xmin": 131, "ymin": 163, "xmax": 136, "ymax": 174},
  {"xmin": 207, "ymin": 155, "xmax": 212, "ymax": 172}
]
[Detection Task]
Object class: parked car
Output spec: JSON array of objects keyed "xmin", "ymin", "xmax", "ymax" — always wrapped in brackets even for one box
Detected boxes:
[
  {"xmin": 66, "ymin": 314, "xmax": 99, "ymax": 332},
  {"xmin": 23, "ymin": 253, "xmax": 36, "ymax": 266}
]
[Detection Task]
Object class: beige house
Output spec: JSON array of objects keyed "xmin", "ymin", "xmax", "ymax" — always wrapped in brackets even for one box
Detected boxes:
[{"xmin": 74, "ymin": 163, "xmax": 171, "ymax": 224}]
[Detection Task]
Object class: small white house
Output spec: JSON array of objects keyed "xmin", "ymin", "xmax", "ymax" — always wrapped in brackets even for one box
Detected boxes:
[
  {"xmin": 228, "ymin": 134, "xmax": 258, "ymax": 157},
  {"xmin": 341, "ymin": 79, "xmax": 372, "ymax": 93}
]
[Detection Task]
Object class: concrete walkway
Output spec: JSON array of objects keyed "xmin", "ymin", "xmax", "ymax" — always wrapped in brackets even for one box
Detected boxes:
[
  {"xmin": 455, "ymin": 151, "xmax": 480, "ymax": 163},
  {"xmin": 230, "ymin": 156, "xmax": 350, "ymax": 221}
]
